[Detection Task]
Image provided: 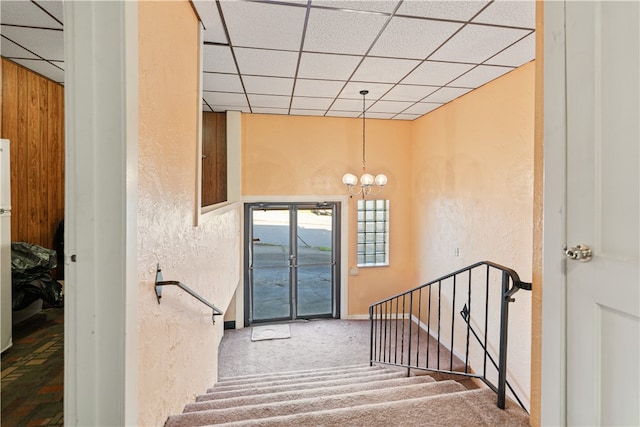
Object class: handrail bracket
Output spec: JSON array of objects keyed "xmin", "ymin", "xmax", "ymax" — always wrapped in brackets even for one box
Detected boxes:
[{"xmin": 154, "ymin": 264, "xmax": 224, "ymax": 325}]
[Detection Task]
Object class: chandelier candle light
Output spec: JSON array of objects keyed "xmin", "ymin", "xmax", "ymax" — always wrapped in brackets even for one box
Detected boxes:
[{"xmin": 342, "ymin": 90, "xmax": 388, "ymax": 198}]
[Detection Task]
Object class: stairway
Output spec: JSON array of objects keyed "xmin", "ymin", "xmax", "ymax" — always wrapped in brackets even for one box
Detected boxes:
[{"xmin": 164, "ymin": 365, "xmax": 530, "ymax": 426}]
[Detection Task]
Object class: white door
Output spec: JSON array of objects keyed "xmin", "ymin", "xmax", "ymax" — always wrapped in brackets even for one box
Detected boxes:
[{"xmin": 564, "ymin": 1, "xmax": 639, "ymax": 425}]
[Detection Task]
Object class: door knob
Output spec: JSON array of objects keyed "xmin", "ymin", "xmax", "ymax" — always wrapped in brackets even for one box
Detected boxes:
[{"xmin": 565, "ymin": 244, "xmax": 592, "ymax": 262}]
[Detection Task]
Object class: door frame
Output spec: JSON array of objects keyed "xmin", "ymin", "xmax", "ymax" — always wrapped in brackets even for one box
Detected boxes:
[
  {"xmin": 244, "ymin": 201, "xmax": 341, "ymax": 325},
  {"xmin": 239, "ymin": 196, "xmax": 350, "ymax": 326}
]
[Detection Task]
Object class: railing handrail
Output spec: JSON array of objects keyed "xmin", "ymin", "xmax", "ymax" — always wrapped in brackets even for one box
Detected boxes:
[
  {"xmin": 368, "ymin": 260, "xmax": 531, "ymax": 412},
  {"xmin": 154, "ymin": 264, "xmax": 224, "ymax": 324},
  {"xmin": 370, "ymin": 261, "xmax": 530, "ymax": 308}
]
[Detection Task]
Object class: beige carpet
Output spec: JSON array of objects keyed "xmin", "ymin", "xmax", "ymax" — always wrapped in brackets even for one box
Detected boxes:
[{"xmin": 165, "ymin": 365, "xmax": 529, "ymax": 427}]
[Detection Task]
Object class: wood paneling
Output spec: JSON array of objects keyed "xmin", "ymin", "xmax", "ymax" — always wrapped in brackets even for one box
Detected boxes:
[
  {"xmin": 1, "ymin": 58, "xmax": 65, "ymax": 250},
  {"xmin": 201, "ymin": 112, "xmax": 227, "ymax": 207}
]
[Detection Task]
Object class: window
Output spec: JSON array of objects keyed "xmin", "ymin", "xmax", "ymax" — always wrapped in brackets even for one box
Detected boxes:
[{"xmin": 357, "ymin": 199, "xmax": 389, "ymax": 267}]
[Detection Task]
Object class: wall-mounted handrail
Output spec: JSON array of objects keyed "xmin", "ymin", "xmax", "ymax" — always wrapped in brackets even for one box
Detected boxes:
[
  {"xmin": 369, "ymin": 261, "xmax": 531, "ymax": 411},
  {"xmin": 155, "ymin": 264, "xmax": 223, "ymax": 324}
]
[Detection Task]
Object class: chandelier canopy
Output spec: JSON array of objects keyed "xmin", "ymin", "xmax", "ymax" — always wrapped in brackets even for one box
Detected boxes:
[{"xmin": 342, "ymin": 90, "xmax": 387, "ymax": 198}]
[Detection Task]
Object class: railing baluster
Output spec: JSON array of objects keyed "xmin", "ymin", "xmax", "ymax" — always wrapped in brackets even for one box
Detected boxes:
[
  {"xmin": 484, "ymin": 265, "xmax": 490, "ymax": 379},
  {"xmin": 450, "ymin": 274, "xmax": 457, "ymax": 371},
  {"xmin": 465, "ymin": 270, "xmax": 472, "ymax": 374},
  {"xmin": 383, "ymin": 301, "xmax": 388, "ymax": 363},
  {"xmin": 407, "ymin": 291, "xmax": 413, "ymax": 376},
  {"xmin": 394, "ymin": 298, "xmax": 399, "ymax": 364},
  {"xmin": 400, "ymin": 295, "xmax": 406, "ymax": 366},
  {"xmin": 426, "ymin": 285, "xmax": 431, "ymax": 369},
  {"xmin": 369, "ymin": 305, "xmax": 374, "ymax": 366},
  {"xmin": 437, "ymin": 280, "xmax": 441, "ymax": 370},
  {"xmin": 497, "ymin": 271, "xmax": 510, "ymax": 409},
  {"xmin": 416, "ymin": 289, "xmax": 422, "ymax": 369}
]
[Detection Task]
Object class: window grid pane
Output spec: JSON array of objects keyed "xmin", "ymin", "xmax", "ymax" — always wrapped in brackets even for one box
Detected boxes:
[{"xmin": 356, "ymin": 199, "xmax": 389, "ymax": 267}]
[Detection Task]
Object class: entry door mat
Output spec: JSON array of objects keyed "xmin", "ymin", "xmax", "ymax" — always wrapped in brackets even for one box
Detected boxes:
[{"xmin": 251, "ymin": 324, "xmax": 291, "ymax": 341}]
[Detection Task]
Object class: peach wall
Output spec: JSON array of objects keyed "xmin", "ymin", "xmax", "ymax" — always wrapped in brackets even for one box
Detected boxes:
[
  {"xmin": 411, "ymin": 62, "xmax": 535, "ymax": 408},
  {"xmin": 242, "ymin": 114, "xmax": 414, "ymax": 314},
  {"xmin": 137, "ymin": 2, "xmax": 240, "ymax": 425}
]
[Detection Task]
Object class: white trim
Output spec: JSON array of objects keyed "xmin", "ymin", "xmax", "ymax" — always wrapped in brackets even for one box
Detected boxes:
[
  {"xmin": 64, "ymin": 1, "xmax": 138, "ymax": 425},
  {"xmin": 194, "ymin": 24, "xmax": 204, "ymax": 226},
  {"xmin": 345, "ymin": 314, "xmax": 370, "ymax": 320},
  {"xmin": 242, "ymin": 195, "xmax": 350, "ymax": 318},
  {"xmin": 541, "ymin": 1, "xmax": 568, "ymax": 425}
]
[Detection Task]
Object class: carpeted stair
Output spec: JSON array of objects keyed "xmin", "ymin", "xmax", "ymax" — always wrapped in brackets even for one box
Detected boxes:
[{"xmin": 164, "ymin": 365, "xmax": 529, "ymax": 427}]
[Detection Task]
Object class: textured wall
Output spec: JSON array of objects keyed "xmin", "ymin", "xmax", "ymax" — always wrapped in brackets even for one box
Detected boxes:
[
  {"xmin": 411, "ymin": 62, "xmax": 535, "ymax": 409},
  {"xmin": 137, "ymin": 2, "xmax": 240, "ymax": 425},
  {"xmin": 242, "ymin": 114, "xmax": 414, "ymax": 315}
]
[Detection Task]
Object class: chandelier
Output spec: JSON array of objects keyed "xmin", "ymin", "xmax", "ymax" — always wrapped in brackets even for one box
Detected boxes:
[{"xmin": 342, "ymin": 90, "xmax": 387, "ymax": 198}]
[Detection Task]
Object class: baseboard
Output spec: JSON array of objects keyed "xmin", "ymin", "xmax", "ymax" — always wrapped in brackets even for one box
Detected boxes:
[
  {"xmin": 342, "ymin": 314, "xmax": 370, "ymax": 320},
  {"xmin": 223, "ymin": 320, "xmax": 236, "ymax": 330}
]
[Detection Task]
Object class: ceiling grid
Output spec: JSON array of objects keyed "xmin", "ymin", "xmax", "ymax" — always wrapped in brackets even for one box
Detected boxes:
[{"xmin": 0, "ymin": 0, "xmax": 535, "ymax": 121}]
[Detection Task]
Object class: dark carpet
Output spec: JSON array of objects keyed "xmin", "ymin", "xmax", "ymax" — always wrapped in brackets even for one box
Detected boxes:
[{"xmin": 1, "ymin": 307, "xmax": 64, "ymax": 427}]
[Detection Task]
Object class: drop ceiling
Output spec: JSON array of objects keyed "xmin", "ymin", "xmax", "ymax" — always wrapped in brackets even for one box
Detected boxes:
[{"xmin": 0, "ymin": 0, "xmax": 535, "ymax": 120}]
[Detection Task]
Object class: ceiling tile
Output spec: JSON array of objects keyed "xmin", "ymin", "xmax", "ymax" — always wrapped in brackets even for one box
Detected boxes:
[
  {"xmin": 423, "ymin": 87, "xmax": 472, "ymax": 103},
  {"xmin": 367, "ymin": 100, "xmax": 413, "ymax": 114},
  {"xmin": 0, "ymin": 37, "xmax": 39, "ymax": 59},
  {"xmin": 203, "ymin": 73, "xmax": 244, "ymax": 93},
  {"xmin": 294, "ymin": 79, "xmax": 346, "ymax": 98},
  {"xmin": 202, "ymin": 45, "xmax": 237, "ymax": 73},
  {"xmin": 340, "ymin": 82, "xmax": 393, "ymax": 100},
  {"xmin": 221, "ymin": 1, "xmax": 306, "ymax": 50},
  {"xmin": 203, "ymin": 91, "xmax": 249, "ymax": 107},
  {"xmin": 473, "ymin": 0, "xmax": 536, "ymax": 29},
  {"xmin": 243, "ymin": 76, "xmax": 294, "ymax": 96},
  {"xmin": 290, "ymin": 109, "xmax": 328, "ymax": 116},
  {"xmin": 247, "ymin": 94, "xmax": 291, "ymax": 108},
  {"xmin": 10, "ymin": 58, "xmax": 63, "ymax": 83},
  {"xmin": 369, "ymin": 16, "xmax": 462, "ymax": 59},
  {"xmin": 291, "ymin": 96, "xmax": 334, "ymax": 110},
  {"xmin": 234, "ymin": 47, "xmax": 299, "ymax": 77},
  {"xmin": 396, "ymin": 1, "xmax": 490, "ymax": 21},
  {"xmin": 1, "ymin": 0, "xmax": 62, "ymax": 29},
  {"xmin": 401, "ymin": 61, "xmax": 475, "ymax": 86},
  {"xmin": 1, "ymin": 26, "xmax": 63, "ymax": 61},
  {"xmin": 325, "ymin": 110, "xmax": 360, "ymax": 118},
  {"xmin": 310, "ymin": 0, "xmax": 400, "ymax": 13},
  {"xmin": 252, "ymin": 107, "xmax": 290, "ymax": 115},
  {"xmin": 403, "ymin": 102, "xmax": 443, "ymax": 115},
  {"xmin": 485, "ymin": 32, "xmax": 535, "ymax": 67},
  {"xmin": 430, "ymin": 24, "xmax": 530, "ymax": 63},
  {"xmin": 365, "ymin": 112, "xmax": 395, "ymax": 119},
  {"xmin": 351, "ymin": 57, "xmax": 420, "ymax": 83},
  {"xmin": 193, "ymin": 0, "xmax": 227, "ymax": 44},
  {"xmin": 394, "ymin": 113, "xmax": 421, "ymax": 120},
  {"xmin": 329, "ymin": 98, "xmax": 374, "ymax": 112},
  {"xmin": 35, "ymin": 0, "xmax": 64, "ymax": 24},
  {"xmin": 381, "ymin": 84, "xmax": 438, "ymax": 102},
  {"xmin": 297, "ymin": 52, "xmax": 362, "ymax": 80},
  {"xmin": 448, "ymin": 65, "xmax": 512, "ymax": 88},
  {"xmin": 304, "ymin": 8, "xmax": 389, "ymax": 55}
]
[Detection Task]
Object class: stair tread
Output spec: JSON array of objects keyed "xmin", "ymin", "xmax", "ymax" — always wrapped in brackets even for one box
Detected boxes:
[
  {"xmin": 209, "ymin": 388, "xmax": 529, "ymax": 427},
  {"xmin": 197, "ymin": 370, "xmax": 407, "ymax": 401},
  {"xmin": 208, "ymin": 367, "xmax": 397, "ymax": 392},
  {"xmin": 165, "ymin": 380, "xmax": 464, "ymax": 427},
  {"xmin": 185, "ymin": 375, "xmax": 436, "ymax": 412},
  {"xmin": 217, "ymin": 364, "xmax": 369, "ymax": 382}
]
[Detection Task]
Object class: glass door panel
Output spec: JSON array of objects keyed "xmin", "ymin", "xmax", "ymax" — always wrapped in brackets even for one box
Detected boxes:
[
  {"xmin": 250, "ymin": 208, "xmax": 291, "ymax": 322},
  {"xmin": 295, "ymin": 207, "xmax": 334, "ymax": 317}
]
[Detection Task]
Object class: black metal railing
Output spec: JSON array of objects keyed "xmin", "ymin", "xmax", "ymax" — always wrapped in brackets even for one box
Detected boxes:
[
  {"xmin": 369, "ymin": 261, "xmax": 531, "ymax": 410},
  {"xmin": 155, "ymin": 264, "xmax": 224, "ymax": 324}
]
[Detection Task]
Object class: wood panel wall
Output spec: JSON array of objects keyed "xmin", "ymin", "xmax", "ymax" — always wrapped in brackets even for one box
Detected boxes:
[
  {"xmin": 201, "ymin": 112, "xmax": 226, "ymax": 207},
  {"xmin": 1, "ymin": 58, "xmax": 65, "ymax": 250}
]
